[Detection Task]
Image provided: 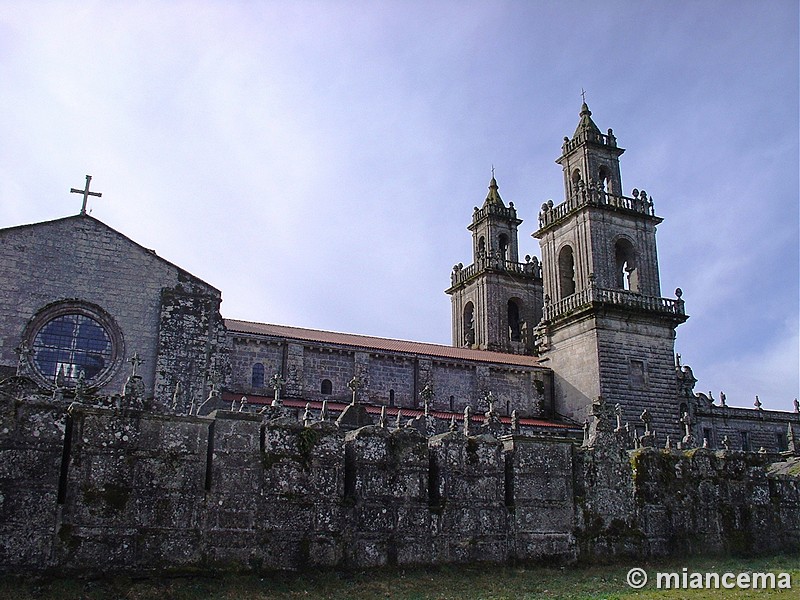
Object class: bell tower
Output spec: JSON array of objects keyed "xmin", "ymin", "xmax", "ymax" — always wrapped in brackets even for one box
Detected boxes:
[
  {"xmin": 533, "ymin": 103, "xmax": 688, "ymax": 438},
  {"xmin": 446, "ymin": 176, "xmax": 543, "ymax": 354}
]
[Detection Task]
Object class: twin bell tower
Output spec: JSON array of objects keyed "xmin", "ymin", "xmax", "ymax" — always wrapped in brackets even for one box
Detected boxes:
[{"xmin": 447, "ymin": 102, "xmax": 688, "ymax": 436}]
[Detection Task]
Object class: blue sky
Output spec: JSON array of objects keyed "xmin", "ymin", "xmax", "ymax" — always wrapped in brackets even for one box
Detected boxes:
[{"xmin": 0, "ymin": 1, "xmax": 797, "ymax": 410}]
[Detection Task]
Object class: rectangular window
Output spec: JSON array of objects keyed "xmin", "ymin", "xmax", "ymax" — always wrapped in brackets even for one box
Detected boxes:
[
  {"xmin": 703, "ymin": 428, "xmax": 714, "ymax": 448},
  {"xmin": 777, "ymin": 432, "xmax": 788, "ymax": 452},
  {"xmin": 629, "ymin": 359, "xmax": 646, "ymax": 389},
  {"xmin": 740, "ymin": 431, "xmax": 750, "ymax": 452}
]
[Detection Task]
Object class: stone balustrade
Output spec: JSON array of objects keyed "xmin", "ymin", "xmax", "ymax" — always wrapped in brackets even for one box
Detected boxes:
[
  {"xmin": 543, "ymin": 285, "xmax": 685, "ymax": 322},
  {"xmin": 450, "ymin": 255, "xmax": 541, "ymax": 288},
  {"xmin": 537, "ymin": 187, "xmax": 656, "ymax": 232}
]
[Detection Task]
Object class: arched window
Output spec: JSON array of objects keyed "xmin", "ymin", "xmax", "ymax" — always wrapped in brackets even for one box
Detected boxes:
[
  {"xmin": 571, "ymin": 169, "xmax": 581, "ymax": 195},
  {"xmin": 507, "ymin": 299, "xmax": 521, "ymax": 342},
  {"xmin": 251, "ymin": 363, "xmax": 265, "ymax": 388},
  {"xmin": 321, "ymin": 379, "xmax": 333, "ymax": 395},
  {"xmin": 449, "ymin": 395, "xmax": 455, "ymax": 411},
  {"xmin": 598, "ymin": 166, "xmax": 611, "ymax": 194},
  {"xmin": 477, "ymin": 236, "xmax": 486, "ymax": 256},
  {"xmin": 463, "ymin": 302, "xmax": 475, "ymax": 346},
  {"xmin": 498, "ymin": 234, "xmax": 509, "ymax": 261},
  {"xmin": 614, "ymin": 239, "xmax": 638, "ymax": 291},
  {"xmin": 389, "ymin": 389, "xmax": 395, "ymax": 407},
  {"xmin": 558, "ymin": 245, "xmax": 576, "ymax": 298}
]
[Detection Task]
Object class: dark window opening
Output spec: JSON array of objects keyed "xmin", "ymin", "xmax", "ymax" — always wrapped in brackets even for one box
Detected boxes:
[
  {"xmin": 251, "ymin": 363, "xmax": 265, "ymax": 388},
  {"xmin": 389, "ymin": 389, "xmax": 395, "ymax": 407},
  {"xmin": 614, "ymin": 239, "xmax": 638, "ymax": 292},
  {"xmin": 499, "ymin": 234, "xmax": 509, "ymax": 261},
  {"xmin": 463, "ymin": 302, "xmax": 475, "ymax": 346},
  {"xmin": 449, "ymin": 395, "xmax": 454, "ymax": 411},
  {"xmin": 629, "ymin": 359, "xmax": 646, "ymax": 389},
  {"xmin": 558, "ymin": 245, "xmax": 576, "ymax": 298},
  {"xmin": 740, "ymin": 431, "xmax": 750, "ymax": 452},
  {"xmin": 321, "ymin": 379, "xmax": 333, "ymax": 395},
  {"xmin": 507, "ymin": 299, "xmax": 521, "ymax": 342}
]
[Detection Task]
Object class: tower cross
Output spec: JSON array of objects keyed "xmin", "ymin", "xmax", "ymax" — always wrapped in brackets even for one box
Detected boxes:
[
  {"xmin": 70, "ymin": 175, "xmax": 102, "ymax": 215},
  {"xmin": 580, "ymin": 88, "xmax": 587, "ymax": 104}
]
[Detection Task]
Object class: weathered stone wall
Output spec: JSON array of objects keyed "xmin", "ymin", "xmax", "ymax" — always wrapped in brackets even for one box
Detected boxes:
[
  {"xmin": 229, "ymin": 333, "xmax": 550, "ymax": 418},
  {"xmin": 1, "ymin": 395, "xmax": 797, "ymax": 575},
  {"xmin": 0, "ymin": 216, "xmax": 222, "ymax": 399}
]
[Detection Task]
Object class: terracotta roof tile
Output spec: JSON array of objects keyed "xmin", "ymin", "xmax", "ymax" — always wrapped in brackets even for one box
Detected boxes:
[{"xmin": 225, "ymin": 319, "xmax": 545, "ymax": 368}]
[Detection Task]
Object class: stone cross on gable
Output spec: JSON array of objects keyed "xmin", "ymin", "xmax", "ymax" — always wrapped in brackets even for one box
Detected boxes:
[
  {"xmin": 128, "ymin": 352, "xmax": 144, "ymax": 377},
  {"xmin": 269, "ymin": 373, "xmax": 286, "ymax": 406},
  {"xmin": 347, "ymin": 376, "xmax": 363, "ymax": 405},
  {"xmin": 70, "ymin": 175, "xmax": 102, "ymax": 216}
]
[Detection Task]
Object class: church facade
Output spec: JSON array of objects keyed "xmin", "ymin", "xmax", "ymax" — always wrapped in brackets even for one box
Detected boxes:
[{"xmin": 0, "ymin": 103, "xmax": 796, "ymax": 450}]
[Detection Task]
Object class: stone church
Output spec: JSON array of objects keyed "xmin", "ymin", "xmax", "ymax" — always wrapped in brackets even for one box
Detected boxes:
[{"xmin": 1, "ymin": 103, "xmax": 796, "ymax": 450}]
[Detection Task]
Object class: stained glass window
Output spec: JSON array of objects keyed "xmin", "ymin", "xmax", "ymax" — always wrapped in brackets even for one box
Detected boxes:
[{"xmin": 31, "ymin": 313, "xmax": 113, "ymax": 386}]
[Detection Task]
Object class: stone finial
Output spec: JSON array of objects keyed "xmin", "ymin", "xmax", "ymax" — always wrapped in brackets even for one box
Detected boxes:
[
  {"xmin": 269, "ymin": 373, "xmax": 285, "ymax": 407},
  {"xmin": 379, "ymin": 406, "xmax": 387, "ymax": 428},
  {"xmin": 793, "ymin": 398, "xmax": 799, "ymax": 413},
  {"xmin": 463, "ymin": 405, "xmax": 472, "ymax": 437},
  {"xmin": 702, "ymin": 438, "xmax": 709, "ymax": 449},
  {"xmin": 640, "ymin": 409, "xmax": 652, "ymax": 432},
  {"xmin": 13, "ymin": 341, "xmax": 32, "ymax": 376},
  {"xmin": 510, "ymin": 410, "xmax": 519, "ymax": 435},
  {"xmin": 171, "ymin": 382, "xmax": 181, "ymax": 412},
  {"xmin": 787, "ymin": 423, "xmax": 797, "ymax": 455},
  {"xmin": 721, "ymin": 435, "xmax": 731, "ymax": 451},
  {"xmin": 420, "ymin": 383, "xmax": 435, "ymax": 416},
  {"xmin": 128, "ymin": 352, "xmax": 144, "ymax": 378},
  {"xmin": 639, "ymin": 409, "xmax": 656, "ymax": 447},
  {"xmin": 56, "ymin": 364, "xmax": 67, "ymax": 389},
  {"xmin": 320, "ymin": 399, "xmax": 329, "ymax": 422},
  {"xmin": 680, "ymin": 411, "xmax": 695, "ymax": 448},
  {"xmin": 665, "ymin": 435, "xmax": 672, "ymax": 450},
  {"xmin": 395, "ymin": 408, "xmax": 403, "ymax": 430},
  {"xmin": 614, "ymin": 403, "xmax": 624, "ymax": 433},
  {"xmin": 754, "ymin": 396, "xmax": 763, "ymax": 410},
  {"xmin": 449, "ymin": 414, "xmax": 457, "ymax": 433},
  {"xmin": 74, "ymin": 370, "xmax": 87, "ymax": 403},
  {"xmin": 720, "ymin": 391, "xmax": 727, "ymax": 407},
  {"xmin": 238, "ymin": 397, "xmax": 248, "ymax": 412},
  {"xmin": 482, "ymin": 390, "xmax": 495, "ymax": 414},
  {"xmin": 347, "ymin": 376, "xmax": 364, "ymax": 405},
  {"xmin": 303, "ymin": 402, "xmax": 312, "ymax": 426}
]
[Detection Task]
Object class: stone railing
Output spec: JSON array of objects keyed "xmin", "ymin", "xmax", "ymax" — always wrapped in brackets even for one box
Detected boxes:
[
  {"xmin": 472, "ymin": 202, "xmax": 518, "ymax": 224},
  {"xmin": 450, "ymin": 255, "xmax": 542, "ymax": 288},
  {"xmin": 537, "ymin": 187, "xmax": 656, "ymax": 232},
  {"xmin": 543, "ymin": 285, "xmax": 685, "ymax": 322},
  {"xmin": 561, "ymin": 127, "xmax": 618, "ymax": 155}
]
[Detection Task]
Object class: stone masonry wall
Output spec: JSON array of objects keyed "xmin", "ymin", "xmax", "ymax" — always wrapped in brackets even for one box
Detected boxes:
[
  {"xmin": 229, "ymin": 333, "xmax": 550, "ymax": 418},
  {"xmin": 0, "ymin": 395, "xmax": 798, "ymax": 575}
]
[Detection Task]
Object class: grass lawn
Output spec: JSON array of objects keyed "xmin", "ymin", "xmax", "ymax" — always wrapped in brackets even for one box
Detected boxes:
[{"xmin": 2, "ymin": 555, "xmax": 798, "ymax": 599}]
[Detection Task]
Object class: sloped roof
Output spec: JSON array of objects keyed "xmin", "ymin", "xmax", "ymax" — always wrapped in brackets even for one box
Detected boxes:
[{"xmin": 225, "ymin": 319, "xmax": 545, "ymax": 368}]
